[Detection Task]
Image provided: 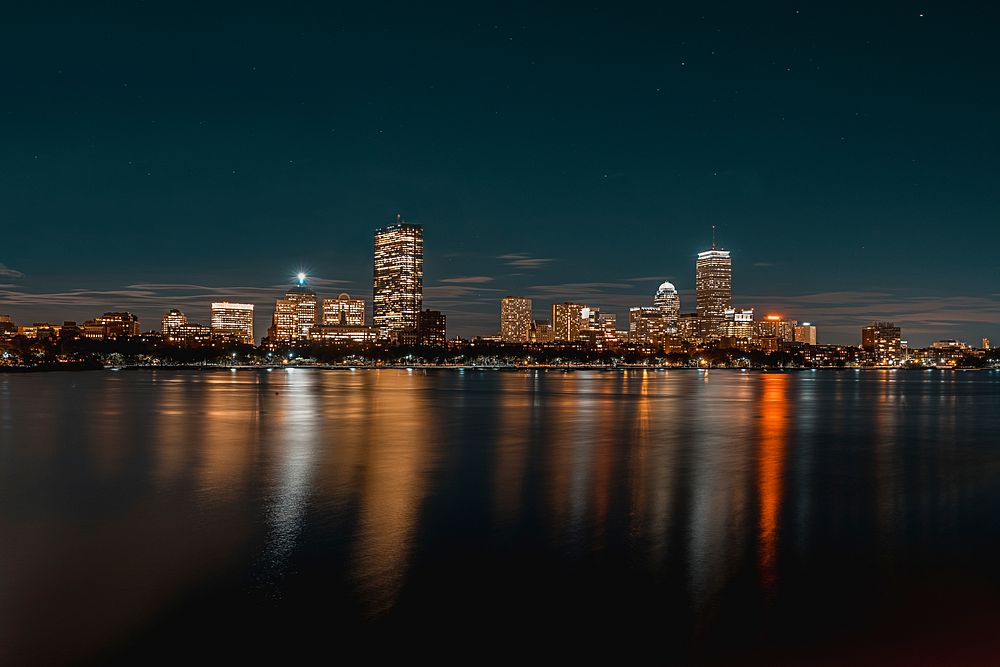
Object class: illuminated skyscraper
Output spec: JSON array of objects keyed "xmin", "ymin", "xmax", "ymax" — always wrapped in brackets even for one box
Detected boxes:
[
  {"xmin": 550, "ymin": 302, "xmax": 587, "ymax": 342},
  {"xmin": 211, "ymin": 302, "xmax": 254, "ymax": 344},
  {"xmin": 323, "ymin": 293, "xmax": 365, "ymax": 326},
  {"xmin": 653, "ymin": 281, "xmax": 680, "ymax": 330},
  {"xmin": 268, "ymin": 275, "xmax": 318, "ymax": 342},
  {"xmin": 629, "ymin": 307, "xmax": 668, "ymax": 346},
  {"xmin": 500, "ymin": 296, "xmax": 532, "ymax": 342},
  {"xmin": 373, "ymin": 217, "xmax": 423, "ymax": 338},
  {"xmin": 695, "ymin": 228, "xmax": 732, "ymax": 319}
]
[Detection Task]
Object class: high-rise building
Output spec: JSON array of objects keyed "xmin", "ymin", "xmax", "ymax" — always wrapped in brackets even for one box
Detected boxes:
[
  {"xmin": 629, "ymin": 307, "xmax": 667, "ymax": 346},
  {"xmin": 550, "ymin": 303, "xmax": 587, "ymax": 342},
  {"xmin": 861, "ymin": 322, "xmax": 902, "ymax": 366},
  {"xmin": 654, "ymin": 281, "xmax": 680, "ymax": 330},
  {"xmin": 323, "ymin": 293, "xmax": 365, "ymax": 326},
  {"xmin": 755, "ymin": 314, "xmax": 795, "ymax": 342},
  {"xmin": 721, "ymin": 308, "xmax": 754, "ymax": 340},
  {"xmin": 500, "ymin": 296, "xmax": 532, "ymax": 342},
  {"xmin": 373, "ymin": 216, "xmax": 423, "ymax": 338},
  {"xmin": 794, "ymin": 322, "xmax": 818, "ymax": 346},
  {"xmin": 417, "ymin": 309, "xmax": 447, "ymax": 346},
  {"xmin": 211, "ymin": 302, "xmax": 255, "ymax": 344},
  {"xmin": 984, "ymin": 337, "xmax": 992, "ymax": 350},
  {"xmin": 695, "ymin": 230, "xmax": 732, "ymax": 320},
  {"xmin": 161, "ymin": 309, "xmax": 188, "ymax": 336},
  {"xmin": 268, "ymin": 275, "xmax": 319, "ymax": 343}
]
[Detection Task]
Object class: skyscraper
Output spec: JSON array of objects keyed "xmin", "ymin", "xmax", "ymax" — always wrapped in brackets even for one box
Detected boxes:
[
  {"xmin": 211, "ymin": 302, "xmax": 255, "ymax": 344},
  {"xmin": 695, "ymin": 233, "xmax": 732, "ymax": 320},
  {"xmin": 373, "ymin": 216, "xmax": 423, "ymax": 338},
  {"xmin": 500, "ymin": 296, "xmax": 532, "ymax": 342},
  {"xmin": 550, "ymin": 303, "xmax": 587, "ymax": 342},
  {"xmin": 268, "ymin": 274, "xmax": 318, "ymax": 343},
  {"xmin": 653, "ymin": 281, "xmax": 680, "ymax": 330}
]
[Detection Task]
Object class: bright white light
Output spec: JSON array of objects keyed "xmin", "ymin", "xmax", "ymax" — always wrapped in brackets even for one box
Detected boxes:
[{"xmin": 297, "ymin": 272, "xmax": 306, "ymax": 284}]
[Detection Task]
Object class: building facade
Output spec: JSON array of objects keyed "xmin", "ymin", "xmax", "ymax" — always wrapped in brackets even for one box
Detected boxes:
[
  {"xmin": 161, "ymin": 309, "xmax": 188, "ymax": 336},
  {"xmin": 211, "ymin": 302, "xmax": 255, "ymax": 344},
  {"xmin": 373, "ymin": 217, "xmax": 423, "ymax": 338},
  {"xmin": 654, "ymin": 281, "xmax": 680, "ymax": 331},
  {"xmin": 323, "ymin": 293, "xmax": 365, "ymax": 326},
  {"xmin": 861, "ymin": 321, "xmax": 902, "ymax": 366},
  {"xmin": 550, "ymin": 303, "xmax": 587, "ymax": 342},
  {"xmin": 695, "ymin": 248, "xmax": 732, "ymax": 320},
  {"xmin": 500, "ymin": 296, "xmax": 532, "ymax": 343},
  {"xmin": 417, "ymin": 309, "xmax": 447, "ymax": 346}
]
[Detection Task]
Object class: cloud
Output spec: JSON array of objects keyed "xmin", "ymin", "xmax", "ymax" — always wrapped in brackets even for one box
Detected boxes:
[
  {"xmin": 752, "ymin": 262, "xmax": 775, "ymax": 268},
  {"xmin": 498, "ymin": 253, "xmax": 554, "ymax": 269},
  {"xmin": 0, "ymin": 263, "xmax": 24, "ymax": 278},
  {"xmin": 425, "ymin": 285, "xmax": 501, "ymax": 298},
  {"xmin": 440, "ymin": 276, "xmax": 494, "ymax": 284},
  {"xmin": 625, "ymin": 276, "xmax": 669, "ymax": 282}
]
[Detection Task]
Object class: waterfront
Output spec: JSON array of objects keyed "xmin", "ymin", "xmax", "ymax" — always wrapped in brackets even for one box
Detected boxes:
[{"xmin": 2, "ymin": 369, "xmax": 999, "ymax": 664}]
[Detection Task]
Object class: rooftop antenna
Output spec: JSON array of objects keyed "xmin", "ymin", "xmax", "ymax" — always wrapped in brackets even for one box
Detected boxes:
[
  {"xmin": 711, "ymin": 225, "xmax": 717, "ymax": 250},
  {"xmin": 396, "ymin": 212, "xmax": 402, "ymax": 223}
]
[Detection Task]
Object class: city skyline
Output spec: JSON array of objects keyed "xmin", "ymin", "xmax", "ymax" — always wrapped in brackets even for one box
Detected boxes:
[
  {"xmin": 2, "ymin": 3, "xmax": 999, "ymax": 346},
  {"xmin": 0, "ymin": 219, "xmax": 997, "ymax": 348}
]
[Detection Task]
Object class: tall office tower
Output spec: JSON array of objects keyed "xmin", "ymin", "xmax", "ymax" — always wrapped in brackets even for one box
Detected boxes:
[
  {"xmin": 211, "ymin": 302, "xmax": 255, "ymax": 344},
  {"xmin": 550, "ymin": 302, "xmax": 587, "ymax": 342},
  {"xmin": 653, "ymin": 281, "xmax": 680, "ymax": 330},
  {"xmin": 417, "ymin": 309, "xmax": 447, "ymax": 346},
  {"xmin": 500, "ymin": 296, "xmax": 533, "ymax": 342},
  {"xmin": 861, "ymin": 321, "xmax": 902, "ymax": 366},
  {"xmin": 161, "ymin": 309, "xmax": 188, "ymax": 336},
  {"xmin": 373, "ymin": 216, "xmax": 424, "ymax": 338},
  {"xmin": 695, "ymin": 228, "xmax": 732, "ymax": 319},
  {"xmin": 984, "ymin": 337, "xmax": 991, "ymax": 350},
  {"xmin": 323, "ymin": 293, "xmax": 366, "ymax": 326},
  {"xmin": 794, "ymin": 322, "xmax": 818, "ymax": 346}
]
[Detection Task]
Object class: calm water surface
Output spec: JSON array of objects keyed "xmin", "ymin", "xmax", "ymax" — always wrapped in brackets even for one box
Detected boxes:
[{"xmin": 2, "ymin": 369, "xmax": 999, "ymax": 664}]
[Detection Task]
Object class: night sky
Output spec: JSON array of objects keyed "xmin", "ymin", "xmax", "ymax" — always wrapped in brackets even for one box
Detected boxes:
[{"xmin": 2, "ymin": 2, "xmax": 998, "ymax": 345}]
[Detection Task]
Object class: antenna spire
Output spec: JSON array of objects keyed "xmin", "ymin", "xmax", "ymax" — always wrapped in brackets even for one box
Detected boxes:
[{"xmin": 711, "ymin": 225, "xmax": 716, "ymax": 250}]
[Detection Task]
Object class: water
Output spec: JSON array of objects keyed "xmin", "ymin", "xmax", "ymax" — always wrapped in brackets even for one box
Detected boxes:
[{"xmin": 2, "ymin": 368, "xmax": 999, "ymax": 664}]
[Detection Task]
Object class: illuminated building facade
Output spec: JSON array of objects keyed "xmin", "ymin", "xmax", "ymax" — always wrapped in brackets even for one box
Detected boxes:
[
  {"xmin": 984, "ymin": 337, "xmax": 991, "ymax": 350},
  {"xmin": 629, "ymin": 307, "xmax": 668, "ymax": 346},
  {"xmin": 373, "ymin": 218, "xmax": 423, "ymax": 338},
  {"xmin": 161, "ymin": 309, "xmax": 187, "ymax": 336},
  {"xmin": 268, "ymin": 276, "xmax": 320, "ymax": 343},
  {"xmin": 323, "ymin": 293, "xmax": 365, "ymax": 326},
  {"xmin": 417, "ymin": 309, "xmax": 447, "ymax": 346},
  {"xmin": 500, "ymin": 296, "xmax": 533, "ymax": 342},
  {"xmin": 861, "ymin": 321, "xmax": 902, "ymax": 366},
  {"xmin": 530, "ymin": 320, "xmax": 554, "ymax": 343},
  {"xmin": 695, "ymin": 248, "xmax": 732, "ymax": 319},
  {"xmin": 653, "ymin": 281, "xmax": 680, "ymax": 330},
  {"xmin": 211, "ymin": 302, "xmax": 255, "ymax": 344},
  {"xmin": 309, "ymin": 325, "xmax": 379, "ymax": 343},
  {"xmin": 550, "ymin": 303, "xmax": 587, "ymax": 342},
  {"xmin": 794, "ymin": 323, "xmax": 817, "ymax": 346},
  {"xmin": 80, "ymin": 312, "xmax": 140, "ymax": 340}
]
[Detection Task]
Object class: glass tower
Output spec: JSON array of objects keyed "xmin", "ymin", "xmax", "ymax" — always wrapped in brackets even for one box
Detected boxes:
[{"xmin": 373, "ymin": 216, "xmax": 424, "ymax": 338}]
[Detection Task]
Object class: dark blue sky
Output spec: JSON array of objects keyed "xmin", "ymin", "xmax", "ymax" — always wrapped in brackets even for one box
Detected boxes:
[{"xmin": 1, "ymin": 1, "xmax": 998, "ymax": 345}]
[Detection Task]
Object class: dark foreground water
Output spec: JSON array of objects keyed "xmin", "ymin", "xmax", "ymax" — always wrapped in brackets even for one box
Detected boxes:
[{"xmin": 2, "ymin": 368, "xmax": 1000, "ymax": 665}]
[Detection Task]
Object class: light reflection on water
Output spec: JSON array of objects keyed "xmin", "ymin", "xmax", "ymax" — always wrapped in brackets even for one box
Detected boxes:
[{"xmin": 1, "ymin": 369, "xmax": 1000, "ymax": 663}]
